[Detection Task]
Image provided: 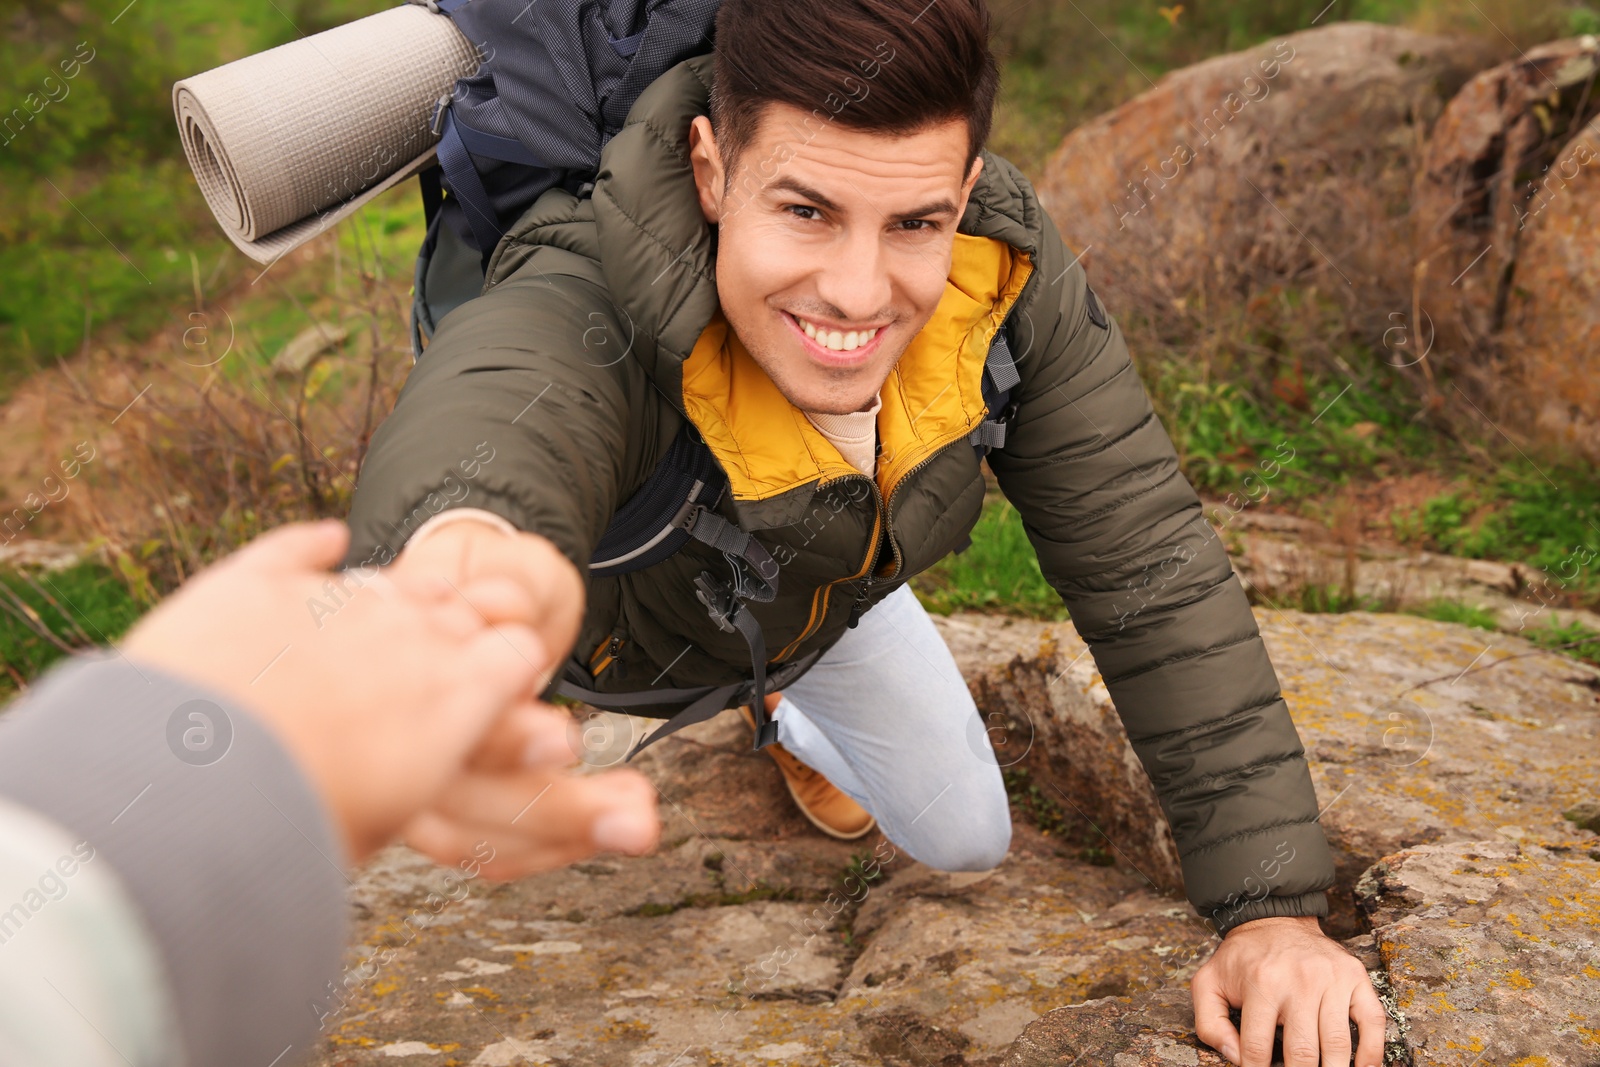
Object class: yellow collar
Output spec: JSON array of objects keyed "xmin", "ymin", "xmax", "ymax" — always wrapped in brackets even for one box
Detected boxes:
[{"xmin": 682, "ymin": 233, "xmax": 1033, "ymax": 503}]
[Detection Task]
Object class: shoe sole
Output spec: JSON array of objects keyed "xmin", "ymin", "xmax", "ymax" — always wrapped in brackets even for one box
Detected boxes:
[{"xmin": 739, "ymin": 705, "xmax": 878, "ymax": 841}]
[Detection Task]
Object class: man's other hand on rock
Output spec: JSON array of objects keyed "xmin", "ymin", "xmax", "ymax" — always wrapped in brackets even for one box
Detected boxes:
[{"xmin": 1191, "ymin": 915, "xmax": 1386, "ymax": 1067}]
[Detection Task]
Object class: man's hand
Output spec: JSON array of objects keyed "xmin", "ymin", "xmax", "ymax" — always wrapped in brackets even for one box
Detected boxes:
[
  {"xmin": 389, "ymin": 516, "xmax": 585, "ymax": 696},
  {"xmin": 390, "ymin": 515, "xmax": 662, "ymax": 877},
  {"xmin": 1192, "ymin": 915, "xmax": 1386, "ymax": 1067},
  {"xmin": 402, "ymin": 703, "xmax": 661, "ymax": 879}
]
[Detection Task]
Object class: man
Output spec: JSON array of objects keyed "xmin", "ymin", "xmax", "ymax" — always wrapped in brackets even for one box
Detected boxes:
[
  {"xmin": 0, "ymin": 520, "xmax": 660, "ymax": 1066},
  {"xmin": 348, "ymin": 1, "xmax": 1387, "ymax": 1064}
]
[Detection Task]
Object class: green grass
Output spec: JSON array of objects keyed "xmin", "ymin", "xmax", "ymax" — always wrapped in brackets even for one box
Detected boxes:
[
  {"xmin": 912, "ymin": 497, "xmax": 1068, "ymax": 620},
  {"xmin": 0, "ymin": 0, "xmax": 395, "ymax": 390},
  {"xmin": 1150, "ymin": 353, "xmax": 1443, "ymax": 504},
  {"xmin": 0, "ymin": 561, "xmax": 146, "ymax": 699},
  {"xmin": 1525, "ymin": 618, "xmax": 1600, "ymax": 668},
  {"xmin": 1143, "ymin": 346, "xmax": 1600, "ymax": 608},
  {"xmin": 1409, "ymin": 598, "xmax": 1499, "ymax": 631},
  {"xmin": 1389, "ymin": 471, "xmax": 1600, "ymax": 600}
]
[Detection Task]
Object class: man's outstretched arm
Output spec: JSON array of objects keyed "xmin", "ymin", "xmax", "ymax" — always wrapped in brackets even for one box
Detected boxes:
[
  {"xmin": 343, "ymin": 254, "xmax": 646, "ymax": 590},
  {"xmin": 984, "ymin": 182, "xmax": 1383, "ymax": 1067}
]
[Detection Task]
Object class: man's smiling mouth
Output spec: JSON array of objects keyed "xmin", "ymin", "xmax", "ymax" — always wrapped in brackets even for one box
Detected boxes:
[{"xmin": 787, "ymin": 311, "xmax": 883, "ymax": 353}]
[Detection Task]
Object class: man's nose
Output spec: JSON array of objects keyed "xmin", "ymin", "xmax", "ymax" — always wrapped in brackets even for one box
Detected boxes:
[{"xmin": 812, "ymin": 229, "xmax": 893, "ymax": 324}]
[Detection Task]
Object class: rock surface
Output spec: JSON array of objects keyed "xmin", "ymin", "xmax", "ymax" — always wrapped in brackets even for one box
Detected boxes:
[
  {"xmin": 313, "ymin": 704, "xmax": 1218, "ymax": 1067},
  {"xmin": 310, "ymin": 607, "xmax": 1600, "ymax": 1066},
  {"xmin": 945, "ymin": 608, "xmax": 1600, "ymax": 939},
  {"xmin": 1356, "ymin": 839, "xmax": 1600, "ymax": 1065}
]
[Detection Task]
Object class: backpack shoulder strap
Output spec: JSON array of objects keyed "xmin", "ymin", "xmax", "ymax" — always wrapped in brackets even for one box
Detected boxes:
[
  {"xmin": 969, "ymin": 315, "xmax": 1021, "ymax": 455},
  {"xmin": 577, "ymin": 422, "xmax": 782, "ymax": 758},
  {"xmin": 589, "ymin": 423, "xmax": 726, "ymax": 575}
]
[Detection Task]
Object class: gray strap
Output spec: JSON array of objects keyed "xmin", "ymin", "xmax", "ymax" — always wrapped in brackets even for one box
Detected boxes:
[
  {"xmin": 622, "ymin": 683, "xmax": 743, "ymax": 760},
  {"xmin": 969, "ymin": 421, "xmax": 1007, "ymax": 449},
  {"xmin": 684, "ymin": 506, "xmax": 778, "ymax": 602},
  {"xmin": 987, "ymin": 326, "xmax": 1021, "ymax": 392}
]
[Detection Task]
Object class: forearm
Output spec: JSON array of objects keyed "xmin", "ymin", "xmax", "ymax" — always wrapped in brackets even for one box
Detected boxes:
[
  {"xmin": 989, "ymin": 208, "xmax": 1334, "ymax": 931},
  {"xmin": 343, "ymin": 273, "xmax": 638, "ymax": 578}
]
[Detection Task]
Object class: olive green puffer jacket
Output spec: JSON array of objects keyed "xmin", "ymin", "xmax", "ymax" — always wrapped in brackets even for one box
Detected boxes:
[{"xmin": 344, "ymin": 54, "xmax": 1336, "ymax": 933}]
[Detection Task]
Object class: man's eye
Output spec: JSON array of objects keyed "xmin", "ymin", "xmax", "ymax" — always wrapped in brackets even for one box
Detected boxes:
[
  {"xmin": 898, "ymin": 219, "xmax": 937, "ymax": 233},
  {"xmin": 786, "ymin": 205, "xmax": 821, "ymax": 221}
]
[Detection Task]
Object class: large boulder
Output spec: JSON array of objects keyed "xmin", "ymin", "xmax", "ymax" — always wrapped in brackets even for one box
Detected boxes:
[
  {"xmin": 1034, "ymin": 23, "xmax": 1490, "ymax": 325},
  {"xmin": 1410, "ymin": 37, "xmax": 1600, "ymax": 364},
  {"xmin": 1501, "ymin": 105, "xmax": 1600, "ymax": 461},
  {"xmin": 307, "ymin": 608, "xmax": 1600, "ymax": 1066}
]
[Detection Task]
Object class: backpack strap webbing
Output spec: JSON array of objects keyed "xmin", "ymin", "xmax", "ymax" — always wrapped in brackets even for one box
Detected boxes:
[
  {"xmin": 559, "ymin": 424, "xmax": 784, "ymax": 760},
  {"xmin": 969, "ymin": 318, "xmax": 1021, "ymax": 454},
  {"xmin": 554, "ymin": 645, "xmax": 825, "ymax": 761}
]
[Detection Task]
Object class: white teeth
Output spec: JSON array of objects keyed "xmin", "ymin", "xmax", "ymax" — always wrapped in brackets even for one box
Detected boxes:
[{"xmin": 795, "ymin": 315, "xmax": 878, "ymax": 351}]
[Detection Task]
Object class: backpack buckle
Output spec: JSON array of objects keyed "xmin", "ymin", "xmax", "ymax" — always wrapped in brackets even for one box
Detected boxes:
[
  {"xmin": 693, "ymin": 573, "xmax": 740, "ymax": 634},
  {"xmin": 674, "ymin": 502, "xmax": 704, "ymax": 534}
]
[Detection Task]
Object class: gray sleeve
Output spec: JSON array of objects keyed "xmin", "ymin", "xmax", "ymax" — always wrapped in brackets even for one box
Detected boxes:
[
  {"xmin": 0, "ymin": 652, "xmax": 349, "ymax": 1067},
  {"xmin": 0, "ymin": 796, "xmax": 184, "ymax": 1067}
]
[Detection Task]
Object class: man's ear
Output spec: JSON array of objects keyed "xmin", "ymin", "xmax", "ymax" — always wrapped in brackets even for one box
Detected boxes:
[{"xmin": 688, "ymin": 115, "xmax": 725, "ymax": 224}]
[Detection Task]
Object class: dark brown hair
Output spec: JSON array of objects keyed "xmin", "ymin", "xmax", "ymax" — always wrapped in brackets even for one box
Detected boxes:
[{"xmin": 708, "ymin": 0, "xmax": 999, "ymax": 182}]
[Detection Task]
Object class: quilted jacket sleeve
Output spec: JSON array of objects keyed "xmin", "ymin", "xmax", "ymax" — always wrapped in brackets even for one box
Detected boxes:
[
  {"xmin": 342, "ymin": 251, "xmax": 639, "ymax": 585},
  {"xmin": 986, "ymin": 207, "xmax": 1337, "ymax": 935}
]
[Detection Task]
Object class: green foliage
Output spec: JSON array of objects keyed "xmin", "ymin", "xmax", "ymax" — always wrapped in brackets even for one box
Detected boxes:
[
  {"xmin": 1526, "ymin": 618, "xmax": 1600, "ymax": 668},
  {"xmin": 1149, "ymin": 348, "xmax": 1437, "ymax": 502},
  {"xmin": 1002, "ymin": 766, "xmax": 1070, "ymax": 838},
  {"xmin": 0, "ymin": 162, "xmax": 228, "ymax": 384},
  {"xmin": 0, "ymin": 561, "xmax": 146, "ymax": 699},
  {"xmin": 0, "ymin": 0, "xmax": 394, "ymax": 179},
  {"xmin": 839, "ymin": 850, "xmax": 887, "ymax": 895},
  {"xmin": 1275, "ymin": 583, "xmax": 1389, "ymax": 614},
  {"xmin": 1390, "ymin": 468, "xmax": 1600, "ymax": 599},
  {"xmin": 912, "ymin": 496, "xmax": 1068, "ymax": 619},
  {"xmin": 0, "ymin": 0, "xmax": 395, "ymax": 388},
  {"xmin": 1410, "ymin": 598, "xmax": 1499, "ymax": 631}
]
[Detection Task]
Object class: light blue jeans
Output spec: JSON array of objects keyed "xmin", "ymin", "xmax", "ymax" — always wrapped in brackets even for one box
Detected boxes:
[{"xmin": 770, "ymin": 584, "xmax": 1013, "ymax": 871}]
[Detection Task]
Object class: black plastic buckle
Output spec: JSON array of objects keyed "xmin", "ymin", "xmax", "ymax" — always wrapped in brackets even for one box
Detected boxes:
[
  {"xmin": 693, "ymin": 573, "xmax": 739, "ymax": 634},
  {"xmin": 753, "ymin": 715, "xmax": 780, "ymax": 750}
]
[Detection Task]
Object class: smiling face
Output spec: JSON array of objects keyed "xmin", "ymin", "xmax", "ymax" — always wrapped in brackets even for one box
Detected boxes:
[{"xmin": 688, "ymin": 105, "xmax": 983, "ymax": 416}]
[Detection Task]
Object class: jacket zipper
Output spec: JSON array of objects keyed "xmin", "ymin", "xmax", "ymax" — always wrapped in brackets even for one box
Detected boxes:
[
  {"xmin": 773, "ymin": 473, "xmax": 883, "ymax": 661},
  {"xmin": 590, "ymin": 634, "xmax": 626, "ymax": 678},
  {"xmin": 775, "ymin": 429, "xmax": 977, "ymax": 656}
]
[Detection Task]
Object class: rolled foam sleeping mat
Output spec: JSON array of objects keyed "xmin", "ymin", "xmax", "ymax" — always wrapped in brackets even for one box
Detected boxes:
[{"xmin": 173, "ymin": 5, "xmax": 480, "ymax": 264}]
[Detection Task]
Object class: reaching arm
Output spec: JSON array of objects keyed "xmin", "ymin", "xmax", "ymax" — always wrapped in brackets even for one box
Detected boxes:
[
  {"xmin": 987, "ymin": 206, "xmax": 1336, "ymax": 934},
  {"xmin": 344, "ymin": 259, "xmax": 645, "ymax": 584}
]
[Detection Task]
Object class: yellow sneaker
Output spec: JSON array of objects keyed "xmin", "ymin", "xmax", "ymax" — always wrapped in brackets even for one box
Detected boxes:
[{"xmin": 741, "ymin": 693, "xmax": 877, "ymax": 841}]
